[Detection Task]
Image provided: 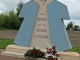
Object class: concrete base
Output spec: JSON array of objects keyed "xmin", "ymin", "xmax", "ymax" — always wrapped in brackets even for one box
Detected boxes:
[{"xmin": 1, "ymin": 45, "xmax": 80, "ymax": 60}]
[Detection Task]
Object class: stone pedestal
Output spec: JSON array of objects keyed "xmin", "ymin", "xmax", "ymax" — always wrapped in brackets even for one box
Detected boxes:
[{"xmin": 1, "ymin": 45, "xmax": 80, "ymax": 60}]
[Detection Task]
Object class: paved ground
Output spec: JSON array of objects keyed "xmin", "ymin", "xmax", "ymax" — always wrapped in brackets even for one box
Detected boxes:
[
  {"xmin": 0, "ymin": 30, "xmax": 80, "ymax": 46},
  {"xmin": 0, "ymin": 50, "xmax": 28, "ymax": 60}
]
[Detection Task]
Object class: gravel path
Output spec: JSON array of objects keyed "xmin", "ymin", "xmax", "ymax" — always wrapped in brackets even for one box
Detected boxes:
[{"xmin": 0, "ymin": 30, "xmax": 80, "ymax": 46}]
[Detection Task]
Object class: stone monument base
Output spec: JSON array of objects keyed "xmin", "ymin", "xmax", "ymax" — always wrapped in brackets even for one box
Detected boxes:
[{"xmin": 1, "ymin": 45, "xmax": 80, "ymax": 60}]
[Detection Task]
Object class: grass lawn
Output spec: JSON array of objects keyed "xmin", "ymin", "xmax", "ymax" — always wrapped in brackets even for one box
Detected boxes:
[
  {"xmin": 0, "ymin": 38, "xmax": 15, "ymax": 49},
  {"xmin": 0, "ymin": 38, "xmax": 80, "ymax": 54},
  {"xmin": 0, "ymin": 27, "xmax": 15, "ymax": 30},
  {"xmin": 66, "ymin": 46, "xmax": 80, "ymax": 54}
]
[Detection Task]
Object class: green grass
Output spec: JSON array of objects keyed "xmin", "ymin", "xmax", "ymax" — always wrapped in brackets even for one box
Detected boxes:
[
  {"xmin": 66, "ymin": 46, "xmax": 80, "ymax": 54},
  {"xmin": 0, "ymin": 27, "xmax": 15, "ymax": 30},
  {"xmin": 0, "ymin": 38, "xmax": 15, "ymax": 49},
  {"xmin": 0, "ymin": 27, "xmax": 8, "ymax": 30}
]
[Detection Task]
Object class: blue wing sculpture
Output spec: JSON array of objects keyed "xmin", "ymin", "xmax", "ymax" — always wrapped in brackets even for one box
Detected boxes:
[{"xmin": 14, "ymin": 0, "xmax": 72, "ymax": 51}]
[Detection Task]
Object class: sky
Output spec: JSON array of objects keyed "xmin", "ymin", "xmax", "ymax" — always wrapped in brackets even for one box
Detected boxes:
[{"xmin": 0, "ymin": 0, "xmax": 80, "ymax": 26}]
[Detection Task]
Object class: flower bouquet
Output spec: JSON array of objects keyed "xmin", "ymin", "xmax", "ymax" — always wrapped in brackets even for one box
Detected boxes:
[
  {"xmin": 45, "ymin": 43, "xmax": 61, "ymax": 60},
  {"xmin": 24, "ymin": 43, "xmax": 61, "ymax": 60},
  {"xmin": 24, "ymin": 47, "xmax": 45, "ymax": 59}
]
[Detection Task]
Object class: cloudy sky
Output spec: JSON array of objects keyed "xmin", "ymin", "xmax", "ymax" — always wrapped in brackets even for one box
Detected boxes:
[{"xmin": 0, "ymin": 0, "xmax": 80, "ymax": 26}]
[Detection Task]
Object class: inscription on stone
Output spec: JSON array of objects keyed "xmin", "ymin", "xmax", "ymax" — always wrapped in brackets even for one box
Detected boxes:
[
  {"xmin": 29, "ymin": 0, "xmax": 53, "ymax": 48},
  {"xmin": 40, "ymin": 13, "xmax": 45, "ymax": 15},
  {"xmin": 37, "ymin": 18, "xmax": 47, "ymax": 21},
  {"xmin": 33, "ymin": 35, "xmax": 49, "ymax": 39}
]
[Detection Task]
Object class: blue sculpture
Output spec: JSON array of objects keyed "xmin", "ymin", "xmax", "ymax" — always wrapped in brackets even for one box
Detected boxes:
[{"xmin": 14, "ymin": 0, "xmax": 72, "ymax": 51}]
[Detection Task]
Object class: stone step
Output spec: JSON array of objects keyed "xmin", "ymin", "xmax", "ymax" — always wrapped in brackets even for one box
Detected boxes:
[
  {"xmin": 6, "ymin": 45, "xmax": 46, "ymax": 54},
  {"xmin": 1, "ymin": 51, "xmax": 24, "ymax": 58},
  {"xmin": 1, "ymin": 45, "xmax": 80, "ymax": 60}
]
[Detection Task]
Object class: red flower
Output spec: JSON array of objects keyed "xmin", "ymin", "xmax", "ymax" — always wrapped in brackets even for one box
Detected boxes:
[
  {"xmin": 52, "ymin": 53, "xmax": 55, "ymax": 55},
  {"xmin": 36, "ymin": 50, "xmax": 38, "ymax": 52},
  {"xmin": 31, "ymin": 51, "xmax": 34, "ymax": 54},
  {"xmin": 47, "ymin": 51, "xmax": 50, "ymax": 54},
  {"xmin": 51, "ymin": 57, "xmax": 53, "ymax": 59},
  {"xmin": 54, "ymin": 51, "xmax": 56, "ymax": 52},
  {"xmin": 48, "ymin": 57, "xmax": 51, "ymax": 59},
  {"xmin": 46, "ymin": 48, "xmax": 48, "ymax": 49},
  {"xmin": 44, "ymin": 54, "xmax": 45, "ymax": 56},
  {"xmin": 56, "ymin": 58, "xmax": 58, "ymax": 60},
  {"xmin": 52, "ymin": 46, "xmax": 55, "ymax": 50},
  {"xmin": 56, "ymin": 54, "xmax": 59, "ymax": 56},
  {"xmin": 49, "ymin": 48, "xmax": 52, "ymax": 51}
]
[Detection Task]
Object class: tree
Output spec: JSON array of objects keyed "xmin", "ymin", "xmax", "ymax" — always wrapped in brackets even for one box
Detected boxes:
[
  {"xmin": 79, "ymin": 27, "xmax": 80, "ymax": 31},
  {"xmin": 3, "ymin": 15, "xmax": 12, "ymax": 29},
  {"xmin": 73, "ymin": 25, "xmax": 79, "ymax": 31},
  {"xmin": 9, "ymin": 10, "xmax": 21, "ymax": 29},
  {"xmin": 16, "ymin": 0, "xmax": 24, "ymax": 23},
  {"xmin": 66, "ymin": 21, "xmax": 74, "ymax": 30},
  {"xmin": 0, "ymin": 13, "xmax": 7, "ymax": 28},
  {"xmin": 16, "ymin": 0, "xmax": 24, "ymax": 16},
  {"xmin": 0, "ymin": 10, "xmax": 21, "ymax": 30}
]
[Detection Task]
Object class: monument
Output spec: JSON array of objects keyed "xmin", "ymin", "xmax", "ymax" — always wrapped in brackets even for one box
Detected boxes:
[
  {"xmin": 14, "ymin": 0, "xmax": 72, "ymax": 51},
  {"xmin": 1, "ymin": 0, "xmax": 80, "ymax": 60}
]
